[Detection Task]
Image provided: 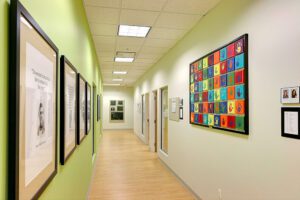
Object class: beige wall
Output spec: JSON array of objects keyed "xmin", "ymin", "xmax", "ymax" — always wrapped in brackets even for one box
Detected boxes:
[
  {"xmin": 134, "ymin": 0, "xmax": 300, "ymax": 199},
  {"xmin": 103, "ymin": 86, "xmax": 134, "ymax": 130}
]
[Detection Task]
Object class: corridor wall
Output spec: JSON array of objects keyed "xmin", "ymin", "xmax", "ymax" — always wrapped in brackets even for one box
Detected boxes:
[
  {"xmin": 134, "ymin": 0, "xmax": 300, "ymax": 199},
  {"xmin": 0, "ymin": 0, "xmax": 103, "ymax": 199}
]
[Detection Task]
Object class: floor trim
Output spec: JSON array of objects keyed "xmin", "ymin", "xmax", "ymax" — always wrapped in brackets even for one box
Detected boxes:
[{"xmin": 158, "ymin": 158, "xmax": 203, "ymax": 200}]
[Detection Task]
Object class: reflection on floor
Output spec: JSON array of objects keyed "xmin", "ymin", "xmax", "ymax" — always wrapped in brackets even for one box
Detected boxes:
[{"xmin": 88, "ymin": 129, "xmax": 195, "ymax": 200}]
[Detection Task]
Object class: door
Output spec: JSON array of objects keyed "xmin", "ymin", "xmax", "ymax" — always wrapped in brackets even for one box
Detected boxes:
[
  {"xmin": 153, "ymin": 91, "xmax": 158, "ymax": 152},
  {"xmin": 161, "ymin": 87, "xmax": 168, "ymax": 154}
]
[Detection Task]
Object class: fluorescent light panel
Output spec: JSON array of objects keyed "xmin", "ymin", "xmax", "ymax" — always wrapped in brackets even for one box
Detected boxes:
[
  {"xmin": 112, "ymin": 78, "xmax": 123, "ymax": 82},
  {"xmin": 104, "ymin": 83, "xmax": 121, "ymax": 86},
  {"xmin": 113, "ymin": 71, "xmax": 128, "ymax": 75},
  {"xmin": 114, "ymin": 57, "xmax": 134, "ymax": 63},
  {"xmin": 118, "ymin": 25, "xmax": 151, "ymax": 38}
]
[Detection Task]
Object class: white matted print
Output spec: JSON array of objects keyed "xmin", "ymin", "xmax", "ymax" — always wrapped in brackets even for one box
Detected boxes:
[{"xmin": 281, "ymin": 87, "xmax": 300, "ymax": 104}]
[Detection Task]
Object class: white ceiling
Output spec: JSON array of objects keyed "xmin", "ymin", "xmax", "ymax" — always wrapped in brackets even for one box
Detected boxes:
[{"xmin": 83, "ymin": 0, "xmax": 221, "ymax": 86}]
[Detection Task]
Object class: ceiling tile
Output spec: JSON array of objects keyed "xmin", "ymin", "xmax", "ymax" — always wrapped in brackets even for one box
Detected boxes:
[
  {"xmin": 144, "ymin": 38, "xmax": 176, "ymax": 48},
  {"xmin": 117, "ymin": 37, "xmax": 145, "ymax": 46},
  {"xmin": 136, "ymin": 53, "xmax": 161, "ymax": 60},
  {"xmin": 84, "ymin": 0, "xmax": 121, "ymax": 8},
  {"xmin": 95, "ymin": 43, "xmax": 115, "ymax": 52},
  {"xmin": 155, "ymin": 13, "xmax": 201, "ymax": 29},
  {"xmin": 120, "ymin": 9, "xmax": 160, "ymax": 26},
  {"xmin": 116, "ymin": 44, "xmax": 142, "ymax": 52},
  {"xmin": 139, "ymin": 46, "xmax": 169, "ymax": 54},
  {"xmin": 97, "ymin": 51, "xmax": 115, "ymax": 58},
  {"xmin": 122, "ymin": 0, "xmax": 167, "ymax": 11},
  {"xmin": 163, "ymin": 0, "xmax": 220, "ymax": 15},
  {"xmin": 148, "ymin": 27, "xmax": 186, "ymax": 40},
  {"xmin": 85, "ymin": 6, "xmax": 120, "ymax": 24},
  {"xmin": 90, "ymin": 23, "xmax": 117, "ymax": 36},
  {"xmin": 93, "ymin": 36, "xmax": 116, "ymax": 45}
]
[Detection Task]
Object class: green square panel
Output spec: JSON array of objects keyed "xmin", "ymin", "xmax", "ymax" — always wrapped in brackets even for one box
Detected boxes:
[
  {"xmin": 208, "ymin": 78, "xmax": 214, "ymax": 90},
  {"xmin": 236, "ymin": 116, "xmax": 245, "ymax": 130},
  {"xmin": 203, "ymin": 68, "xmax": 208, "ymax": 80},
  {"xmin": 227, "ymin": 72, "xmax": 235, "ymax": 86}
]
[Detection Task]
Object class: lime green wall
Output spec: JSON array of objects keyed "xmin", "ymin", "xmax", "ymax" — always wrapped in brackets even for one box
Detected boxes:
[{"xmin": 0, "ymin": 0, "xmax": 103, "ymax": 199}]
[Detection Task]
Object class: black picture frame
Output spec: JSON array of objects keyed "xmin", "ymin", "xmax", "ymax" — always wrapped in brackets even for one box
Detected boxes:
[
  {"xmin": 9, "ymin": 1, "xmax": 58, "ymax": 199},
  {"xmin": 97, "ymin": 95, "xmax": 101, "ymax": 121},
  {"xmin": 281, "ymin": 107, "xmax": 300, "ymax": 139},
  {"xmin": 86, "ymin": 82, "xmax": 91, "ymax": 134},
  {"xmin": 77, "ymin": 74, "xmax": 87, "ymax": 144},
  {"xmin": 60, "ymin": 56, "xmax": 77, "ymax": 165},
  {"xmin": 189, "ymin": 34, "xmax": 249, "ymax": 135}
]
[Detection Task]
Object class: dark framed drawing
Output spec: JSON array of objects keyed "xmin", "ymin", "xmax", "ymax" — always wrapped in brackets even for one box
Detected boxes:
[
  {"xmin": 77, "ymin": 74, "xmax": 87, "ymax": 144},
  {"xmin": 281, "ymin": 86, "xmax": 300, "ymax": 104},
  {"xmin": 86, "ymin": 82, "xmax": 91, "ymax": 134},
  {"xmin": 9, "ymin": 1, "xmax": 58, "ymax": 199},
  {"xmin": 281, "ymin": 107, "xmax": 300, "ymax": 139},
  {"xmin": 189, "ymin": 34, "xmax": 249, "ymax": 135},
  {"xmin": 110, "ymin": 100, "xmax": 125, "ymax": 122},
  {"xmin": 97, "ymin": 95, "xmax": 101, "ymax": 121},
  {"xmin": 60, "ymin": 56, "xmax": 77, "ymax": 165}
]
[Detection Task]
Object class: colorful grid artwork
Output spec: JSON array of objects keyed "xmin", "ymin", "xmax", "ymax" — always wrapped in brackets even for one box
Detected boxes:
[{"xmin": 189, "ymin": 34, "xmax": 248, "ymax": 135}]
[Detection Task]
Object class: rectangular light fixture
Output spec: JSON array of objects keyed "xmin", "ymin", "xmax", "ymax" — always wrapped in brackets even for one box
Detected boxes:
[
  {"xmin": 104, "ymin": 83, "xmax": 121, "ymax": 86},
  {"xmin": 114, "ymin": 57, "xmax": 134, "ymax": 62},
  {"xmin": 112, "ymin": 78, "xmax": 123, "ymax": 82},
  {"xmin": 115, "ymin": 52, "xmax": 135, "ymax": 63},
  {"xmin": 113, "ymin": 71, "xmax": 128, "ymax": 75},
  {"xmin": 118, "ymin": 25, "xmax": 151, "ymax": 38}
]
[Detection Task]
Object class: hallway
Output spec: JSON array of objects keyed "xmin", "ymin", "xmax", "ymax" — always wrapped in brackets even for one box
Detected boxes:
[{"xmin": 88, "ymin": 130, "xmax": 195, "ymax": 200}]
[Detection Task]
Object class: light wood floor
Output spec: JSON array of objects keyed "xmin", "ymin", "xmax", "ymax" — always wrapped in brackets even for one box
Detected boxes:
[{"xmin": 88, "ymin": 129, "xmax": 195, "ymax": 200}]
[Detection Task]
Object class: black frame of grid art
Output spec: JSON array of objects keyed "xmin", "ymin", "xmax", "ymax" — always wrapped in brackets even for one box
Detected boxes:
[
  {"xmin": 189, "ymin": 34, "xmax": 249, "ymax": 135},
  {"xmin": 281, "ymin": 107, "xmax": 300, "ymax": 140},
  {"xmin": 8, "ymin": 1, "xmax": 58, "ymax": 199}
]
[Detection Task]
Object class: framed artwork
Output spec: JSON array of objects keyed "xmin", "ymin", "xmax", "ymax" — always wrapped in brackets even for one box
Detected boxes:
[
  {"xmin": 281, "ymin": 107, "xmax": 300, "ymax": 139},
  {"xmin": 8, "ymin": 1, "xmax": 58, "ymax": 199},
  {"xmin": 189, "ymin": 34, "xmax": 249, "ymax": 135},
  {"xmin": 97, "ymin": 95, "xmax": 101, "ymax": 121},
  {"xmin": 110, "ymin": 100, "xmax": 124, "ymax": 122},
  {"xmin": 281, "ymin": 87, "xmax": 300, "ymax": 104},
  {"xmin": 60, "ymin": 56, "xmax": 77, "ymax": 165},
  {"xmin": 86, "ymin": 82, "xmax": 91, "ymax": 134},
  {"xmin": 77, "ymin": 74, "xmax": 87, "ymax": 144}
]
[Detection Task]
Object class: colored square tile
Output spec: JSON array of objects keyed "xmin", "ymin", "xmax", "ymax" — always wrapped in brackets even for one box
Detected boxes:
[
  {"xmin": 203, "ymin": 102, "xmax": 208, "ymax": 113},
  {"xmin": 220, "ymin": 74, "xmax": 227, "ymax": 87},
  {"xmin": 214, "ymin": 102, "xmax": 220, "ymax": 114},
  {"xmin": 202, "ymin": 91, "xmax": 208, "ymax": 102},
  {"xmin": 208, "ymin": 103, "xmax": 214, "ymax": 113},
  {"xmin": 199, "ymin": 114, "xmax": 203, "ymax": 124},
  {"xmin": 208, "ymin": 90, "xmax": 214, "ymax": 102},
  {"xmin": 203, "ymin": 114, "xmax": 208, "ymax": 125},
  {"xmin": 228, "ymin": 100, "xmax": 235, "ymax": 114},
  {"xmin": 235, "ymin": 39, "xmax": 244, "ymax": 55},
  {"xmin": 227, "ymin": 86, "xmax": 235, "ymax": 100},
  {"xmin": 214, "ymin": 51, "xmax": 220, "ymax": 64},
  {"xmin": 208, "ymin": 114, "xmax": 214, "ymax": 126},
  {"xmin": 235, "ymin": 53, "xmax": 245, "ymax": 70},
  {"xmin": 194, "ymin": 82, "xmax": 198, "ymax": 92},
  {"xmin": 227, "ymin": 43, "xmax": 235, "ymax": 58},
  {"xmin": 190, "ymin": 74, "xmax": 194, "ymax": 83},
  {"xmin": 203, "ymin": 68, "xmax": 208, "ymax": 80},
  {"xmin": 198, "ymin": 82, "xmax": 203, "ymax": 92},
  {"xmin": 198, "ymin": 70, "xmax": 203, "ymax": 81},
  {"xmin": 214, "ymin": 63, "xmax": 220, "ymax": 76},
  {"xmin": 194, "ymin": 114, "xmax": 199, "ymax": 123},
  {"xmin": 208, "ymin": 54, "xmax": 214, "ymax": 66},
  {"xmin": 199, "ymin": 92, "xmax": 203, "ymax": 102},
  {"xmin": 235, "ymin": 100, "xmax": 245, "ymax": 114},
  {"xmin": 194, "ymin": 103, "xmax": 199, "ymax": 113},
  {"xmin": 235, "ymin": 69, "xmax": 244, "ymax": 85},
  {"xmin": 203, "ymin": 80, "xmax": 208, "ymax": 91},
  {"xmin": 208, "ymin": 78, "xmax": 214, "ymax": 90},
  {"xmin": 214, "ymin": 76, "xmax": 220, "ymax": 89},
  {"xmin": 227, "ymin": 57, "xmax": 235, "ymax": 72},
  {"xmin": 220, "ymin": 61, "xmax": 227, "ymax": 74},
  {"xmin": 221, "ymin": 115, "xmax": 228, "ymax": 128},
  {"xmin": 190, "ymin": 103, "xmax": 194, "ymax": 112},
  {"xmin": 227, "ymin": 72, "xmax": 235, "ymax": 86},
  {"xmin": 199, "ymin": 103, "xmax": 203, "ymax": 113},
  {"xmin": 227, "ymin": 116, "xmax": 236, "ymax": 129},
  {"xmin": 191, "ymin": 83, "xmax": 195, "ymax": 93},
  {"xmin": 236, "ymin": 116, "xmax": 245, "ymax": 131},
  {"xmin": 203, "ymin": 57, "xmax": 208, "ymax": 69},
  {"xmin": 220, "ymin": 102, "xmax": 228, "ymax": 114},
  {"xmin": 197, "ymin": 60, "xmax": 203, "ymax": 70},
  {"xmin": 235, "ymin": 85, "xmax": 245, "ymax": 99},
  {"xmin": 214, "ymin": 89, "xmax": 220, "ymax": 101},
  {"xmin": 194, "ymin": 73, "xmax": 198, "ymax": 82},
  {"xmin": 191, "ymin": 113, "xmax": 195, "ymax": 123},
  {"xmin": 194, "ymin": 93, "xmax": 199, "ymax": 102},
  {"xmin": 220, "ymin": 88, "xmax": 227, "ymax": 101},
  {"xmin": 214, "ymin": 115, "xmax": 221, "ymax": 127},
  {"xmin": 220, "ymin": 47, "xmax": 227, "ymax": 61},
  {"xmin": 208, "ymin": 67, "xmax": 214, "ymax": 78},
  {"xmin": 190, "ymin": 94, "xmax": 194, "ymax": 103}
]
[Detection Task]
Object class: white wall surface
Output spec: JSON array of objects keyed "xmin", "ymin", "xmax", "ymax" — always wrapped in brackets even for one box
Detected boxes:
[
  {"xmin": 134, "ymin": 0, "xmax": 300, "ymax": 199},
  {"xmin": 103, "ymin": 86, "xmax": 134, "ymax": 130}
]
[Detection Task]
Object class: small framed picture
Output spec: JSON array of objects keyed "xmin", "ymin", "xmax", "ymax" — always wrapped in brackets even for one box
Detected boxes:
[
  {"xmin": 281, "ymin": 107, "xmax": 300, "ymax": 139},
  {"xmin": 118, "ymin": 100, "xmax": 123, "ymax": 106},
  {"xmin": 110, "ymin": 100, "xmax": 116, "ymax": 106},
  {"xmin": 281, "ymin": 87, "xmax": 300, "ymax": 104},
  {"xmin": 111, "ymin": 107, "xmax": 116, "ymax": 112}
]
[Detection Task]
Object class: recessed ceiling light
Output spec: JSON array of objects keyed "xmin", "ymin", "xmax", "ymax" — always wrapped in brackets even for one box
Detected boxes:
[
  {"xmin": 113, "ymin": 71, "xmax": 128, "ymax": 75},
  {"xmin": 112, "ymin": 78, "xmax": 123, "ymax": 82},
  {"xmin": 118, "ymin": 25, "xmax": 151, "ymax": 38},
  {"xmin": 115, "ymin": 52, "xmax": 135, "ymax": 63},
  {"xmin": 21, "ymin": 16, "xmax": 33, "ymax": 29},
  {"xmin": 104, "ymin": 83, "xmax": 121, "ymax": 86},
  {"xmin": 114, "ymin": 57, "xmax": 134, "ymax": 62}
]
